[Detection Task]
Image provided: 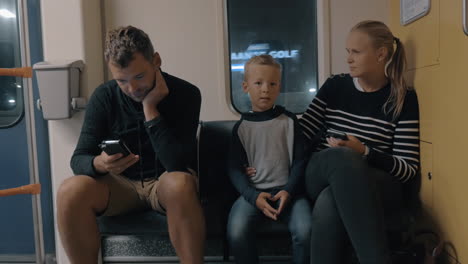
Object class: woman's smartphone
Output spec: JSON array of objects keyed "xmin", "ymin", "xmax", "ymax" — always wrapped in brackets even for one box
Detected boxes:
[
  {"xmin": 98, "ymin": 139, "xmax": 131, "ymax": 156},
  {"xmin": 326, "ymin": 129, "xmax": 348, "ymax": 140}
]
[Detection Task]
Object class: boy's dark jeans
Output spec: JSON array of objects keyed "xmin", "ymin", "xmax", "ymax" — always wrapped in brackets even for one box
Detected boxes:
[
  {"xmin": 227, "ymin": 193, "xmax": 312, "ymax": 264},
  {"xmin": 306, "ymin": 147, "xmax": 402, "ymax": 264}
]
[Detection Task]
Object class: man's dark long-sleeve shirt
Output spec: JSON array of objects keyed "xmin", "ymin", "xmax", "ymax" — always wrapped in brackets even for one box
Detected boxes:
[
  {"xmin": 71, "ymin": 72, "xmax": 201, "ymax": 180},
  {"xmin": 228, "ymin": 106, "xmax": 309, "ymax": 206}
]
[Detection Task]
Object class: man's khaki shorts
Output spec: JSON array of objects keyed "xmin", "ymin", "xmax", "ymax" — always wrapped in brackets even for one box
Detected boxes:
[{"xmin": 97, "ymin": 169, "xmax": 197, "ymax": 216}]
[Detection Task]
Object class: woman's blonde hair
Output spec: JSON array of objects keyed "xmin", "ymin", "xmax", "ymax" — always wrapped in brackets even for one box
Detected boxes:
[{"xmin": 352, "ymin": 20, "xmax": 410, "ymax": 120}]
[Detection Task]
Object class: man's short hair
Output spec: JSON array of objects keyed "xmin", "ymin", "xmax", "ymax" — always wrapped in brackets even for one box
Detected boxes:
[
  {"xmin": 243, "ymin": 54, "xmax": 282, "ymax": 81},
  {"xmin": 104, "ymin": 25, "xmax": 154, "ymax": 68}
]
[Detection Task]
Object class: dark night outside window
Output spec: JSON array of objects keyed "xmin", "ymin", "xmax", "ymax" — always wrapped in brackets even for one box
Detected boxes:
[
  {"xmin": 227, "ymin": 0, "xmax": 318, "ymax": 114},
  {"xmin": 0, "ymin": 0, "xmax": 24, "ymax": 127}
]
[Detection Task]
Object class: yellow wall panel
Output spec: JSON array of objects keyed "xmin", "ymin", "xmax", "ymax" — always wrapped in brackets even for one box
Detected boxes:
[
  {"xmin": 419, "ymin": 141, "xmax": 433, "ymax": 209},
  {"xmin": 389, "ymin": 0, "xmax": 440, "ymax": 70},
  {"xmin": 390, "ymin": 0, "xmax": 468, "ymax": 261},
  {"xmin": 405, "ymin": 66, "xmax": 437, "ymax": 143}
]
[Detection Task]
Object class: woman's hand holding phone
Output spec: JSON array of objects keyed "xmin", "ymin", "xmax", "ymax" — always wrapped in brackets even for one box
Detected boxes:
[{"xmin": 326, "ymin": 134, "xmax": 366, "ymax": 155}]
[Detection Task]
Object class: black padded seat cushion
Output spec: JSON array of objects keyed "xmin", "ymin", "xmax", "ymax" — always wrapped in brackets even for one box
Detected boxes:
[
  {"xmin": 98, "ymin": 211, "xmax": 167, "ymax": 236},
  {"xmin": 97, "ymin": 120, "xmax": 291, "ymax": 260},
  {"xmin": 97, "ymin": 120, "xmax": 419, "ymax": 260}
]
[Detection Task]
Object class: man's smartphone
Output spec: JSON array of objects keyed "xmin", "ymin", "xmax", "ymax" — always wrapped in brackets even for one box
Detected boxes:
[
  {"xmin": 326, "ymin": 128, "xmax": 348, "ymax": 140},
  {"xmin": 98, "ymin": 139, "xmax": 131, "ymax": 156}
]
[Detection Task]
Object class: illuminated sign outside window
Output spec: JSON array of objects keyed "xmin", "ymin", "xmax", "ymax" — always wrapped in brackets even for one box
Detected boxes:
[
  {"xmin": 231, "ymin": 44, "xmax": 300, "ymax": 71},
  {"xmin": 227, "ymin": 0, "xmax": 318, "ymax": 114}
]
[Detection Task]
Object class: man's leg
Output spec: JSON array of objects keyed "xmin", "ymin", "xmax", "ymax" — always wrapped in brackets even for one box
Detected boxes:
[
  {"xmin": 227, "ymin": 196, "xmax": 262, "ymax": 264},
  {"xmin": 56, "ymin": 176, "xmax": 109, "ymax": 264},
  {"xmin": 156, "ymin": 171, "xmax": 206, "ymax": 264},
  {"xmin": 57, "ymin": 174, "xmax": 145, "ymax": 264}
]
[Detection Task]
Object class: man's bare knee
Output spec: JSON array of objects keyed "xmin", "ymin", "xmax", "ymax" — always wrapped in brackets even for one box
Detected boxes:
[
  {"xmin": 57, "ymin": 175, "xmax": 109, "ymax": 213},
  {"xmin": 158, "ymin": 172, "xmax": 197, "ymax": 204}
]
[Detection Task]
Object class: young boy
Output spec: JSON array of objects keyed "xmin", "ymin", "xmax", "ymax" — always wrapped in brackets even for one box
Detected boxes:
[{"xmin": 227, "ymin": 54, "xmax": 312, "ymax": 264}]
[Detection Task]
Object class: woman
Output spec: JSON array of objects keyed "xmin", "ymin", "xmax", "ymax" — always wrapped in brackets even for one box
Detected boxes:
[{"xmin": 300, "ymin": 20, "xmax": 419, "ymax": 264}]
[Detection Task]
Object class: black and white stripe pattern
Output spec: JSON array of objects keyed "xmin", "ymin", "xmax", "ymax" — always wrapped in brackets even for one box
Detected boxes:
[{"xmin": 299, "ymin": 75, "xmax": 420, "ymax": 182}]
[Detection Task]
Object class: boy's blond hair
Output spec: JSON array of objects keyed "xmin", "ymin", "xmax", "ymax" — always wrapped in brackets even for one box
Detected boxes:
[{"xmin": 243, "ymin": 54, "xmax": 282, "ymax": 81}]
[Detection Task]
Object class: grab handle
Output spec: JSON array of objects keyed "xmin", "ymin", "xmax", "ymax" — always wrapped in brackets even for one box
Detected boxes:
[{"xmin": 0, "ymin": 67, "xmax": 33, "ymax": 78}]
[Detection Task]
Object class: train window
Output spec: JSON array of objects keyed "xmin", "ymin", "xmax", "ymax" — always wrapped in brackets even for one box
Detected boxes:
[
  {"xmin": 226, "ymin": 0, "xmax": 318, "ymax": 114},
  {"xmin": 0, "ymin": 0, "xmax": 24, "ymax": 127}
]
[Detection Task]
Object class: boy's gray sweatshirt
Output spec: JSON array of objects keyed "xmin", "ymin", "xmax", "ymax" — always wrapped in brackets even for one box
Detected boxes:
[{"xmin": 228, "ymin": 105, "xmax": 309, "ymax": 206}]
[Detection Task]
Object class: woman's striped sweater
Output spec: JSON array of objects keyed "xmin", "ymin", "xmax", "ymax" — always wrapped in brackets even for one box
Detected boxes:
[{"xmin": 299, "ymin": 74, "xmax": 420, "ymax": 182}]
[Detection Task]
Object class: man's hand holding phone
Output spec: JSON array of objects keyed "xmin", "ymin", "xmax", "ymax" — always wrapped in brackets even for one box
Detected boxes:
[{"xmin": 94, "ymin": 140, "xmax": 139, "ymax": 175}]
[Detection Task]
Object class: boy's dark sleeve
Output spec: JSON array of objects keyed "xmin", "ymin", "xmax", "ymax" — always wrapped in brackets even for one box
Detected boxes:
[
  {"xmin": 70, "ymin": 86, "xmax": 111, "ymax": 177},
  {"xmin": 228, "ymin": 122, "xmax": 261, "ymax": 207},
  {"xmin": 144, "ymin": 85, "xmax": 201, "ymax": 173},
  {"xmin": 283, "ymin": 116, "xmax": 309, "ymax": 196}
]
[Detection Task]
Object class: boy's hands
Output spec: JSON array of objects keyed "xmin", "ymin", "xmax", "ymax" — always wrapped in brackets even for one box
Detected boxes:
[
  {"xmin": 143, "ymin": 68, "xmax": 169, "ymax": 121},
  {"xmin": 255, "ymin": 190, "xmax": 291, "ymax": 220},
  {"xmin": 247, "ymin": 168, "xmax": 291, "ymax": 218},
  {"xmin": 271, "ymin": 190, "xmax": 290, "ymax": 216},
  {"xmin": 94, "ymin": 151, "xmax": 139, "ymax": 175},
  {"xmin": 256, "ymin": 192, "xmax": 278, "ymax": 220}
]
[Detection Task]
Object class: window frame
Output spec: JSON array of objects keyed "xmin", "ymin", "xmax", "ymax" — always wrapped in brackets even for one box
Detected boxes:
[
  {"xmin": 222, "ymin": 0, "xmax": 330, "ymax": 116},
  {"xmin": 0, "ymin": 0, "xmax": 25, "ymax": 128}
]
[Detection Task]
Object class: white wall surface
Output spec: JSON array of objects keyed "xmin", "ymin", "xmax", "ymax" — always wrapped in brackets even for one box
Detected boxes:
[
  {"xmin": 329, "ymin": 0, "xmax": 389, "ymax": 74},
  {"xmin": 102, "ymin": 0, "xmax": 389, "ymax": 119},
  {"xmin": 104, "ymin": 0, "xmax": 238, "ymax": 121},
  {"xmin": 39, "ymin": 0, "xmax": 387, "ymax": 262},
  {"xmin": 40, "ymin": 0, "xmax": 103, "ymax": 263}
]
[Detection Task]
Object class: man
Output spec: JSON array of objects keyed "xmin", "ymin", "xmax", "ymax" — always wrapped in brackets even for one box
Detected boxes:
[{"xmin": 57, "ymin": 25, "xmax": 204, "ymax": 264}]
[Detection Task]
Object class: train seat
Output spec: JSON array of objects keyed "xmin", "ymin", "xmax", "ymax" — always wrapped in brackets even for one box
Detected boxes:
[
  {"xmin": 97, "ymin": 120, "xmax": 291, "ymax": 263},
  {"xmin": 97, "ymin": 120, "xmax": 420, "ymax": 263}
]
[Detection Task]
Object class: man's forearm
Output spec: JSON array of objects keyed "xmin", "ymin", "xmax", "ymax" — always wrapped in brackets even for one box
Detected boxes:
[
  {"xmin": 144, "ymin": 116, "xmax": 193, "ymax": 172},
  {"xmin": 70, "ymin": 154, "xmax": 99, "ymax": 177},
  {"xmin": 143, "ymin": 104, "xmax": 160, "ymax": 121}
]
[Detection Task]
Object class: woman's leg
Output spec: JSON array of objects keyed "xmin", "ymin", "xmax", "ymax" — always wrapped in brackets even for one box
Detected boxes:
[
  {"xmin": 227, "ymin": 196, "xmax": 262, "ymax": 264},
  {"xmin": 305, "ymin": 147, "xmax": 400, "ymax": 264},
  {"xmin": 310, "ymin": 187, "xmax": 347, "ymax": 264},
  {"xmin": 281, "ymin": 197, "xmax": 313, "ymax": 264}
]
